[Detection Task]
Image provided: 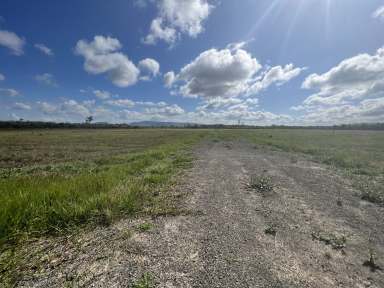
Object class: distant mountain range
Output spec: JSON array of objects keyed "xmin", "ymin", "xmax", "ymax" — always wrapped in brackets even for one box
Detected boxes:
[{"xmin": 130, "ymin": 121, "xmax": 197, "ymax": 127}]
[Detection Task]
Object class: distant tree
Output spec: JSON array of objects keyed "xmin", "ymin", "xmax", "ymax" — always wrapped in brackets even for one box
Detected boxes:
[{"xmin": 85, "ymin": 116, "xmax": 93, "ymax": 124}]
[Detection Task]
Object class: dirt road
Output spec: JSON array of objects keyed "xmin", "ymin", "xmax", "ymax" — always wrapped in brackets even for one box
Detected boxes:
[{"xmin": 20, "ymin": 141, "xmax": 384, "ymax": 287}]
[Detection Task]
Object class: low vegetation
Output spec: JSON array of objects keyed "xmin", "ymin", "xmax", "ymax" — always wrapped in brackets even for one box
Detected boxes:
[
  {"xmin": 0, "ymin": 129, "xmax": 208, "ymax": 246},
  {"xmin": 311, "ymin": 231, "xmax": 347, "ymax": 251},
  {"xmin": 249, "ymin": 175, "xmax": 274, "ymax": 195},
  {"xmin": 133, "ymin": 272, "xmax": 155, "ymax": 288},
  {"xmin": 136, "ymin": 222, "xmax": 153, "ymax": 232}
]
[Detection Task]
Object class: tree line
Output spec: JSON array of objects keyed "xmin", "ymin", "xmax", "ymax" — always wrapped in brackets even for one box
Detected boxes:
[{"xmin": 1, "ymin": 120, "xmax": 384, "ymax": 130}]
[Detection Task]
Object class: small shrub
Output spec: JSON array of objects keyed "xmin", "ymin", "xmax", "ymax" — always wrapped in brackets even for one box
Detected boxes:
[
  {"xmin": 136, "ymin": 222, "xmax": 153, "ymax": 232},
  {"xmin": 311, "ymin": 231, "xmax": 347, "ymax": 250},
  {"xmin": 249, "ymin": 175, "xmax": 274, "ymax": 195},
  {"xmin": 356, "ymin": 178, "xmax": 384, "ymax": 205},
  {"xmin": 264, "ymin": 225, "xmax": 277, "ymax": 237},
  {"xmin": 363, "ymin": 247, "xmax": 382, "ymax": 272},
  {"xmin": 133, "ymin": 272, "xmax": 154, "ymax": 288}
]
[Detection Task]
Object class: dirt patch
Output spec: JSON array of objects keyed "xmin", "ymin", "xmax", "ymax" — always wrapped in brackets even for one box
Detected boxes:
[{"xmin": 8, "ymin": 140, "xmax": 384, "ymax": 287}]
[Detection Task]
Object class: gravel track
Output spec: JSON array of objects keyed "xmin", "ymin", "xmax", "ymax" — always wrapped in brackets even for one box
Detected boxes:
[{"xmin": 18, "ymin": 140, "xmax": 384, "ymax": 287}]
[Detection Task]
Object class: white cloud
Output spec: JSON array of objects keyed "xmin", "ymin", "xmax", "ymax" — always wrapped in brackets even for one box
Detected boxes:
[
  {"xmin": 177, "ymin": 48, "xmax": 261, "ymax": 98},
  {"xmin": 34, "ymin": 43, "xmax": 54, "ymax": 56},
  {"xmin": 248, "ymin": 64, "xmax": 305, "ymax": 95},
  {"xmin": 144, "ymin": 0, "xmax": 213, "ymax": 45},
  {"xmin": 372, "ymin": 5, "xmax": 384, "ymax": 20},
  {"xmin": 82, "ymin": 100, "xmax": 96, "ymax": 108},
  {"xmin": 0, "ymin": 73, "xmax": 4, "ymax": 81},
  {"xmin": 164, "ymin": 71, "xmax": 176, "ymax": 88},
  {"xmin": 0, "ymin": 30, "xmax": 25, "ymax": 55},
  {"xmin": 0, "ymin": 88, "xmax": 20, "ymax": 97},
  {"xmin": 35, "ymin": 73, "xmax": 58, "ymax": 86},
  {"xmin": 93, "ymin": 89, "xmax": 111, "ymax": 100},
  {"xmin": 144, "ymin": 18, "xmax": 177, "ymax": 45},
  {"xmin": 197, "ymin": 97, "xmax": 243, "ymax": 110},
  {"xmin": 299, "ymin": 97, "xmax": 384, "ymax": 125},
  {"xmin": 13, "ymin": 102, "xmax": 31, "ymax": 110},
  {"xmin": 292, "ymin": 46, "xmax": 384, "ymax": 124},
  {"xmin": 60, "ymin": 100, "xmax": 90, "ymax": 118},
  {"xmin": 301, "ymin": 46, "xmax": 384, "ymax": 107},
  {"xmin": 36, "ymin": 100, "xmax": 91, "ymax": 121},
  {"xmin": 139, "ymin": 58, "xmax": 160, "ymax": 80},
  {"xmin": 105, "ymin": 99, "xmax": 135, "ymax": 108},
  {"xmin": 37, "ymin": 101, "xmax": 57, "ymax": 114},
  {"xmin": 75, "ymin": 35, "xmax": 140, "ymax": 87},
  {"xmin": 136, "ymin": 101, "xmax": 167, "ymax": 107},
  {"xmin": 169, "ymin": 47, "xmax": 303, "ymax": 100},
  {"xmin": 145, "ymin": 103, "xmax": 185, "ymax": 116}
]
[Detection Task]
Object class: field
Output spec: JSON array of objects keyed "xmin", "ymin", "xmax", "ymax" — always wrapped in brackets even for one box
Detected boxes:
[{"xmin": 0, "ymin": 129, "xmax": 383, "ymax": 287}]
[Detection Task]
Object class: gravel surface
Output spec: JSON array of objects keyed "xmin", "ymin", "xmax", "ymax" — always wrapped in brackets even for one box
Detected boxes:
[{"xmin": 16, "ymin": 140, "xmax": 384, "ymax": 287}]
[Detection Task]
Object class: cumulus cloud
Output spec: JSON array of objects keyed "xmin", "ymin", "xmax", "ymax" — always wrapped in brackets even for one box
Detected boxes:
[
  {"xmin": 13, "ymin": 102, "xmax": 31, "ymax": 110},
  {"xmin": 0, "ymin": 30, "xmax": 25, "ymax": 55},
  {"xmin": 144, "ymin": 18, "xmax": 177, "ymax": 45},
  {"xmin": 93, "ymin": 89, "xmax": 111, "ymax": 100},
  {"xmin": 248, "ymin": 64, "xmax": 305, "ymax": 95},
  {"xmin": 75, "ymin": 36, "xmax": 140, "ymax": 87},
  {"xmin": 35, "ymin": 73, "xmax": 58, "ymax": 87},
  {"xmin": 291, "ymin": 46, "xmax": 384, "ymax": 124},
  {"xmin": 164, "ymin": 71, "xmax": 176, "ymax": 88},
  {"xmin": 299, "ymin": 97, "xmax": 384, "ymax": 125},
  {"xmin": 177, "ymin": 48, "xmax": 261, "ymax": 98},
  {"xmin": 105, "ymin": 99, "xmax": 135, "ymax": 108},
  {"xmin": 0, "ymin": 88, "xmax": 20, "ymax": 97},
  {"xmin": 143, "ymin": 0, "xmax": 213, "ymax": 45},
  {"xmin": 301, "ymin": 46, "xmax": 384, "ymax": 107},
  {"xmin": 145, "ymin": 103, "xmax": 185, "ymax": 116},
  {"xmin": 372, "ymin": 5, "xmax": 384, "ymax": 20},
  {"xmin": 36, "ymin": 100, "xmax": 91, "ymax": 121},
  {"xmin": 139, "ymin": 58, "xmax": 160, "ymax": 80},
  {"xmin": 34, "ymin": 43, "xmax": 54, "ymax": 56},
  {"xmin": 136, "ymin": 101, "xmax": 167, "ymax": 107},
  {"xmin": 197, "ymin": 97, "xmax": 243, "ymax": 110},
  {"xmin": 60, "ymin": 100, "xmax": 90, "ymax": 118},
  {"xmin": 169, "ymin": 46, "xmax": 303, "ymax": 100},
  {"xmin": 37, "ymin": 101, "xmax": 57, "ymax": 114},
  {"xmin": 0, "ymin": 73, "xmax": 4, "ymax": 81}
]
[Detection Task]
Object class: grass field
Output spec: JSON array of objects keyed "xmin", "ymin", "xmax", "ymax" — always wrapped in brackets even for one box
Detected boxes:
[
  {"xmin": 0, "ymin": 128, "xmax": 383, "ymax": 246},
  {"xmin": 0, "ymin": 129, "xmax": 207, "ymax": 246}
]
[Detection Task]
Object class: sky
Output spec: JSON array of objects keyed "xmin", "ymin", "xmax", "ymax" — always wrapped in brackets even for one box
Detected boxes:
[{"xmin": 0, "ymin": 0, "xmax": 384, "ymax": 125}]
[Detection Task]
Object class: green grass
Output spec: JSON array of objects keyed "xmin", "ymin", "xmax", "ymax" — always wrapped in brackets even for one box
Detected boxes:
[
  {"xmin": 136, "ymin": 222, "xmax": 153, "ymax": 232},
  {"xmin": 133, "ymin": 272, "xmax": 155, "ymax": 288},
  {"xmin": 0, "ymin": 129, "xmax": 208, "ymax": 246}
]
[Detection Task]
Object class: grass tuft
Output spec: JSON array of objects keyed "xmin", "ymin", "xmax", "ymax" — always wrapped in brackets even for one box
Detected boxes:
[
  {"xmin": 133, "ymin": 272, "xmax": 155, "ymax": 288},
  {"xmin": 249, "ymin": 175, "xmax": 274, "ymax": 195}
]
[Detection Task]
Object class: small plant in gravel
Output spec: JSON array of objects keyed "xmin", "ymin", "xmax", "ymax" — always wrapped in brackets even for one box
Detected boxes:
[
  {"xmin": 264, "ymin": 225, "xmax": 277, "ymax": 237},
  {"xmin": 311, "ymin": 231, "xmax": 347, "ymax": 250},
  {"xmin": 355, "ymin": 178, "xmax": 384, "ymax": 205},
  {"xmin": 363, "ymin": 236, "xmax": 382, "ymax": 272},
  {"xmin": 363, "ymin": 247, "xmax": 381, "ymax": 272},
  {"xmin": 249, "ymin": 175, "xmax": 274, "ymax": 195},
  {"xmin": 133, "ymin": 272, "xmax": 155, "ymax": 288},
  {"xmin": 136, "ymin": 222, "xmax": 153, "ymax": 232}
]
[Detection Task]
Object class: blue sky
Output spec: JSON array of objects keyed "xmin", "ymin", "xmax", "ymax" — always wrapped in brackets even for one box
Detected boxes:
[{"xmin": 0, "ymin": 0, "xmax": 384, "ymax": 125}]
